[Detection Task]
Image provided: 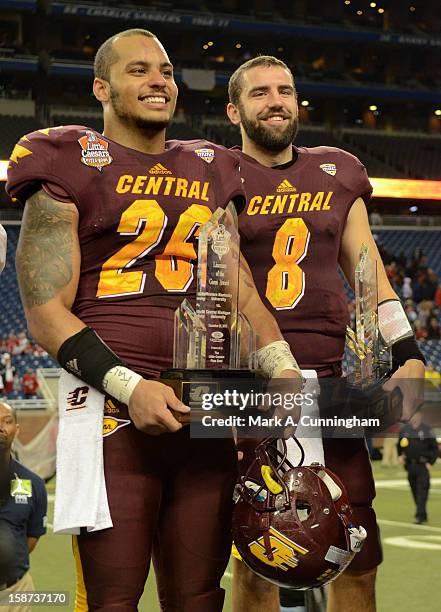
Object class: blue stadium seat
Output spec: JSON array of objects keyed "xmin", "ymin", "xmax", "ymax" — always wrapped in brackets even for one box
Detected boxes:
[{"xmin": 372, "ymin": 230, "xmax": 441, "ymax": 277}]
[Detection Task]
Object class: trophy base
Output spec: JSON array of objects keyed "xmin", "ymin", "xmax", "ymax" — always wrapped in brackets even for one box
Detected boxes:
[
  {"xmin": 160, "ymin": 368, "xmax": 265, "ymax": 424},
  {"xmin": 323, "ymin": 369, "xmax": 403, "ymax": 434}
]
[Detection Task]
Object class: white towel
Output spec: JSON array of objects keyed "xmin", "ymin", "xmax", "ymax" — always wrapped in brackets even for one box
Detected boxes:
[
  {"xmin": 285, "ymin": 369, "xmax": 325, "ymax": 466},
  {"xmin": 54, "ymin": 372, "xmax": 112, "ymax": 534}
]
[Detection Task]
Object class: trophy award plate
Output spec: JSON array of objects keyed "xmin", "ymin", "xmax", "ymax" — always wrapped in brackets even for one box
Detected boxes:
[{"xmin": 160, "ymin": 206, "xmax": 262, "ymax": 424}]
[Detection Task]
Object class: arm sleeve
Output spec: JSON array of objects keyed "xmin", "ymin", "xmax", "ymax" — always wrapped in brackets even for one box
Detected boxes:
[
  {"xmin": 0, "ymin": 224, "xmax": 6, "ymax": 273},
  {"xmin": 27, "ymin": 477, "xmax": 48, "ymax": 538}
]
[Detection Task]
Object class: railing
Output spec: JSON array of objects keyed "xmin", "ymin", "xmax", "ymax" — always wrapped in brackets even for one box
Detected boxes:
[
  {"xmin": 371, "ymin": 216, "xmax": 441, "ymax": 228},
  {"xmin": 8, "ymin": 398, "xmax": 53, "ymax": 411},
  {"xmin": 36, "ymin": 368, "xmax": 58, "ymax": 410}
]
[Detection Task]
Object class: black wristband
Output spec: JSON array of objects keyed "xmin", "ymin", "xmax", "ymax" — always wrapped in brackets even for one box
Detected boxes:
[
  {"xmin": 391, "ymin": 336, "xmax": 426, "ymax": 370},
  {"xmin": 57, "ymin": 327, "xmax": 125, "ymax": 392}
]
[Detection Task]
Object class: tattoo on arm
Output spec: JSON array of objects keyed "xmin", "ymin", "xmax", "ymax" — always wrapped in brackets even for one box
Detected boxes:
[{"xmin": 16, "ymin": 190, "xmax": 76, "ymax": 307}]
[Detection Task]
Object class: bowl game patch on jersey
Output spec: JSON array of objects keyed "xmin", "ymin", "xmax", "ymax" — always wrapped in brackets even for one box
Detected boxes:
[
  {"xmin": 320, "ymin": 163, "xmax": 337, "ymax": 176},
  {"xmin": 195, "ymin": 148, "xmax": 215, "ymax": 163},
  {"xmin": 78, "ymin": 130, "xmax": 113, "ymax": 171}
]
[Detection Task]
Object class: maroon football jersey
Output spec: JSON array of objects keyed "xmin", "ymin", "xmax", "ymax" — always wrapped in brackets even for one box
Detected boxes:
[
  {"xmin": 7, "ymin": 126, "xmax": 244, "ymax": 376},
  {"xmin": 236, "ymin": 146, "xmax": 372, "ymax": 370}
]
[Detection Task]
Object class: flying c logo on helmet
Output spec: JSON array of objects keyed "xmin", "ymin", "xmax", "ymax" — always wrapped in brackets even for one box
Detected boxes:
[
  {"xmin": 78, "ymin": 131, "xmax": 113, "ymax": 171},
  {"xmin": 249, "ymin": 527, "xmax": 309, "ymax": 571}
]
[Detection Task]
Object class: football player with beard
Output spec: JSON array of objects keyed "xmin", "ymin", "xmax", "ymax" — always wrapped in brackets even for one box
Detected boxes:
[
  {"xmin": 7, "ymin": 35, "xmax": 302, "ymax": 611},
  {"xmin": 226, "ymin": 56, "xmax": 426, "ymax": 612}
]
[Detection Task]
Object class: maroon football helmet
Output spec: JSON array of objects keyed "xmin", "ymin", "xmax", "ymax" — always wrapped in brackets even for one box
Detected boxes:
[{"xmin": 232, "ymin": 437, "xmax": 367, "ymax": 590}]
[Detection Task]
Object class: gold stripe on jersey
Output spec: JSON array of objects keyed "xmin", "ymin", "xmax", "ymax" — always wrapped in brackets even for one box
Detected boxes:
[
  {"xmin": 246, "ymin": 191, "xmax": 333, "ymax": 215},
  {"xmin": 38, "ymin": 126, "xmax": 65, "ymax": 136},
  {"xmin": 9, "ymin": 143, "xmax": 33, "ymax": 165},
  {"xmin": 115, "ymin": 174, "xmax": 210, "ymax": 201},
  {"xmin": 72, "ymin": 536, "xmax": 88, "ymax": 611}
]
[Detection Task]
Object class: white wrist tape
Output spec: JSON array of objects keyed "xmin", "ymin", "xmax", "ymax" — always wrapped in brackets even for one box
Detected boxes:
[
  {"xmin": 378, "ymin": 300, "xmax": 413, "ymax": 346},
  {"xmin": 256, "ymin": 340, "xmax": 301, "ymax": 378},
  {"xmin": 102, "ymin": 366, "xmax": 143, "ymax": 405}
]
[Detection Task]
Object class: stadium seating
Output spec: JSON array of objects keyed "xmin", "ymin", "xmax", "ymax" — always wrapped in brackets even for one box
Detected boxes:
[
  {"xmin": 0, "ymin": 116, "xmax": 40, "ymax": 158},
  {"xmin": 341, "ymin": 131, "xmax": 441, "ymax": 180},
  {"xmin": 0, "ymin": 113, "xmax": 437, "ymax": 183},
  {"xmin": 199, "ymin": 123, "xmax": 404, "ymax": 177},
  {"xmin": 373, "ymin": 229, "xmax": 441, "ymax": 276},
  {"xmin": 0, "ymin": 114, "xmax": 206, "ymax": 156},
  {"xmin": 50, "ymin": 115, "xmax": 103, "ymax": 134},
  {"xmin": 422, "ymin": 340, "xmax": 441, "ymax": 371}
]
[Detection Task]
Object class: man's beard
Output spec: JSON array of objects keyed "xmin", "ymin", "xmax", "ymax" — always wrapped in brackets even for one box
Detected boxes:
[
  {"xmin": 110, "ymin": 87, "xmax": 172, "ymax": 132},
  {"xmin": 239, "ymin": 105, "xmax": 298, "ymax": 152}
]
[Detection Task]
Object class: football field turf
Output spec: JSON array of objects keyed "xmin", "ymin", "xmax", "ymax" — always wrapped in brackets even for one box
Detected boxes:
[{"xmin": 31, "ymin": 462, "xmax": 441, "ymax": 611}]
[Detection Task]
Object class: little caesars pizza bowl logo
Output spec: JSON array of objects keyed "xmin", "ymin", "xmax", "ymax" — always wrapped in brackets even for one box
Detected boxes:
[
  {"xmin": 210, "ymin": 224, "xmax": 231, "ymax": 260},
  {"xmin": 78, "ymin": 131, "xmax": 113, "ymax": 171}
]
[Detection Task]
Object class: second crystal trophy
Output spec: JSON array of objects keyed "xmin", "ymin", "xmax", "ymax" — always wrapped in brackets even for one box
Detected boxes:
[
  {"xmin": 343, "ymin": 244, "xmax": 402, "ymax": 428},
  {"xmin": 345, "ymin": 244, "xmax": 392, "ymax": 385}
]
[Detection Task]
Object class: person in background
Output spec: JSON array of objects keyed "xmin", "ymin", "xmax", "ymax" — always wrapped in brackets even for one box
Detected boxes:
[
  {"xmin": 381, "ymin": 423, "xmax": 400, "ymax": 467},
  {"xmin": 413, "ymin": 320, "xmax": 428, "ymax": 342},
  {"xmin": 0, "ymin": 401, "xmax": 47, "ymax": 610},
  {"xmin": 401, "ymin": 277, "xmax": 413, "ymax": 300},
  {"xmin": 426, "ymin": 316, "xmax": 441, "ymax": 340},
  {"xmin": 398, "ymin": 410, "xmax": 438, "ymax": 524},
  {"xmin": 0, "ymin": 355, "xmax": 15, "ymax": 395},
  {"xmin": 20, "ymin": 370, "xmax": 39, "ymax": 398},
  {"xmin": 435, "ymin": 283, "xmax": 441, "ymax": 308}
]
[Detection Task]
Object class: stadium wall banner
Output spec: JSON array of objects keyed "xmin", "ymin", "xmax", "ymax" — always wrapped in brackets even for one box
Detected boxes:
[{"xmin": 50, "ymin": 2, "xmax": 441, "ymax": 47}]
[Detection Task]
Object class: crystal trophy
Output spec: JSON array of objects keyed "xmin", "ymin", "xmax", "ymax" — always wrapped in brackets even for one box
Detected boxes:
[
  {"xmin": 345, "ymin": 244, "xmax": 392, "ymax": 385},
  {"xmin": 160, "ymin": 207, "xmax": 260, "ymax": 423},
  {"xmin": 342, "ymin": 245, "xmax": 401, "ymax": 429}
]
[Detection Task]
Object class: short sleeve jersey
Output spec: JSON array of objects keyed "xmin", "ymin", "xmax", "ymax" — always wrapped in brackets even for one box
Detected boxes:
[
  {"xmin": 6, "ymin": 126, "xmax": 244, "ymax": 376},
  {"xmin": 236, "ymin": 146, "xmax": 372, "ymax": 370},
  {"xmin": 0, "ymin": 459, "xmax": 47, "ymax": 582}
]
